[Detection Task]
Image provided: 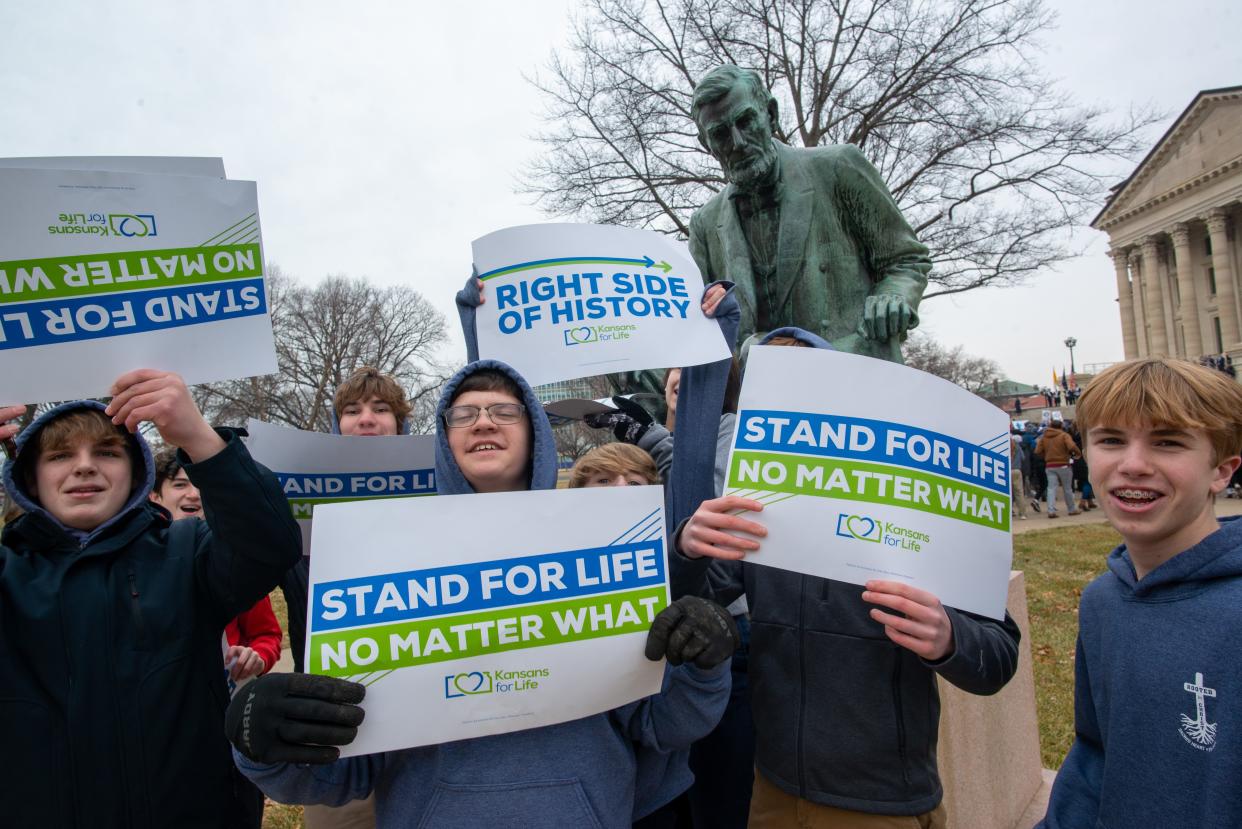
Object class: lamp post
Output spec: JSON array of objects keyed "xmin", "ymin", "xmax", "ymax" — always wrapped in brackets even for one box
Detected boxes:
[{"xmin": 1064, "ymin": 337, "xmax": 1078, "ymax": 379}]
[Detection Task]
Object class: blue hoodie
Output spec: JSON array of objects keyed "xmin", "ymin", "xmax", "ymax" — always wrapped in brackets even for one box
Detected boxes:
[
  {"xmin": 1039, "ymin": 516, "xmax": 1242, "ymax": 829},
  {"xmin": 239, "ymin": 360, "xmax": 729, "ymax": 829}
]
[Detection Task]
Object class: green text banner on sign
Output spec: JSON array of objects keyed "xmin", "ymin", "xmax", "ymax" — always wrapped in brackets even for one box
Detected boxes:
[
  {"xmin": 722, "ymin": 347, "xmax": 1013, "ymax": 619},
  {"xmin": 0, "ymin": 164, "xmax": 275, "ymax": 403},
  {"xmin": 305, "ymin": 485, "xmax": 670, "ymax": 757}
]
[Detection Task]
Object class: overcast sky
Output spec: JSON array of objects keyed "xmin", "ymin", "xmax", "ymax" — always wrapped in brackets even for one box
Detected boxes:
[{"xmin": 2, "ymin": 0, "xmax": 1238, "ymax": 386}]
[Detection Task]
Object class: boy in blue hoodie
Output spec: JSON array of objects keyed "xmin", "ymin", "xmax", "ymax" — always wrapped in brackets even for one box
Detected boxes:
[
  {"xmin": 0, "ymin": 370, "xmax": 302, "ymax": 829},
  {"xmin": 228, "ymin": 360, "xmax": 736, "ymax": 829},
  {"xmin": 1038, "ymin": 358, "xmax": 1242, "ymax": 829}
]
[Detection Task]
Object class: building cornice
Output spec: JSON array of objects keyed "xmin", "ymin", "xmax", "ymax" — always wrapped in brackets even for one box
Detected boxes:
[{"xmin": 1092, "ymin": 87, "xmax": 1242, "ymax": 230}]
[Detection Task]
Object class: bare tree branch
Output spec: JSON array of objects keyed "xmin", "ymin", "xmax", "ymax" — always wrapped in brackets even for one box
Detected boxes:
[{"xmin": 522, "ymin": 0, "xmax": 1160, "ymax": 296}]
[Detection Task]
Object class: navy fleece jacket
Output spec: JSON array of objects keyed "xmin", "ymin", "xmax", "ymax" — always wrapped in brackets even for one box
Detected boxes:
[
  {"xmin": 238, "ymin": 361, "xmax": 729, "ymax": 829},
  {"xmin": 1039, "ymin": 516, "xmax": 1242, "ymax": 829}
]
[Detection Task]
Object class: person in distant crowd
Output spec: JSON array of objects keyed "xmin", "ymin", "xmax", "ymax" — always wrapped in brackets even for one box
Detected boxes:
[
  {"xmin": 1064, "ymin": 422, "xmax": 1097, "ymax": 511},
  {"xmin": 1036, "ymin": 416, "xmax": 1081, "ymax": 517},
  {"xmin": 229, "ymin": 361, "xmax": 736, "ymax": 829},
  {"xmin": 0, "ymin": 370, "xmax": 301, "ymax": 829},
  {"xmin": 1038, "ymin": 358, "xmax": 1242, "ymax": 828},
  {"xmin": 276, "ymin": 366, "xmax": 413, "ymax": 829},
  {"xmin": 1011, "ymin": 427, "xmax": 1030, "ymax": 520},
  {"xmin": 569, "ymin": 442, "xmax": 662, "ymax": 488},
  {"xmin": 1025, "ymin": 422, "xmax": 1045, "ymax": 512}
]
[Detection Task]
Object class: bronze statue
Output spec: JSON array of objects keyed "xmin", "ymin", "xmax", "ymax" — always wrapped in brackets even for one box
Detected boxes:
[{"xmin": 688, "ymin": 65, "xmax": 931, "ymax": 361}]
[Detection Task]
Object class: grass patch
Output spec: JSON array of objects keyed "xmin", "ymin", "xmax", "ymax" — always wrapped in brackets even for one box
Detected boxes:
[
  {"xmin": 1014, "ymin": 523, "xmax": 1118, "ymax": 770},
  {"xmin": 262, "ymin": 801, "xmax": 303, "ymax": 829}
]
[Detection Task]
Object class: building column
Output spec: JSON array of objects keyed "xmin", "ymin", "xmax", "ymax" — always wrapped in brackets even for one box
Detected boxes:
[
  {"xmin": 1140, "ymin": 237, "xmax": 1169, "ymax": 356},
  {"xmin": 1129, "ymin": 249, "xmax": 1149, "ymax": 357},
  {"xmin": 1171, "ymin": 222, "xmax": 1203, "ymax": 358},
  {"xmin": 1109, "ymin": 247, "xmax": 1139, "ymax": 359},
  {"xmin": 1207, "ymin": 208, "xmax": 1240, "ymax": 349}
]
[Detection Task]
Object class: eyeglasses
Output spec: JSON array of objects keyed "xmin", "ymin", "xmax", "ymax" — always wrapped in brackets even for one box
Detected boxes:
[{"xmin": 443, "ymin": 403, "xmax": 527, "ymax": 428}]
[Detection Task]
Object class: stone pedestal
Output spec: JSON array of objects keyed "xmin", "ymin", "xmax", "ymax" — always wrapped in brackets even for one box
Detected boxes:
[{"xmin": 937, "ymin": 571, "xmax": 1046, "ymax": 829}]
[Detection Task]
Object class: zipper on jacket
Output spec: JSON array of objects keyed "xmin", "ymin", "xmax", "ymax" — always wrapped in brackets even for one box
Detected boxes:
[
  {"xmin": 797, "ymin": 576, "xmax": 807, "ymax": 798},
  {"xmin": 127, "ymin": 570, "xmax": 147, "ymax": 645},
  {"xmin": 891, "ymin": 656, "xmax": 910, "ymax": 788}
]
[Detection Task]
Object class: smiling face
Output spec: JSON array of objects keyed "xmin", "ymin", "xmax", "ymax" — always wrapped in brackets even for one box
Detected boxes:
[
  {"xmin": 696, "ymin": 84, "xmax": 779, "ymax": 191},
  {"xmin": 446, "ymin": 389, "xmax": 531, "ymax": 493},
  {"xmin": 339, "ymin": 395, "xmax": 399, "ymax": 437},
  {"xmin": 33, "ymin": 435, "xmax": 134, "ymax": 531},
  {"xmin": 1087, "ymin": 422, "xmax": 1240, "ymax": 570},
  {"xmin": 151, "ymin": 468, "xmax": 203, "ymax": 520}
]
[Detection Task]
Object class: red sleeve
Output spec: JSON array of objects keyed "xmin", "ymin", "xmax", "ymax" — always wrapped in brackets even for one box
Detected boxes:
[{"xmin": 231, "ymin": 596, "xmax": 283, "ymax": 673}]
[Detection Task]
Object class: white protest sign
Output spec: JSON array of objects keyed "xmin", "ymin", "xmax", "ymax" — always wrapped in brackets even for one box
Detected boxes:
[
  {"xmin": 471, "ymin": 223, "xmax": 731, "ymax": 387},
  {"xmin": 724, "ymin": 347, "xmax": 1013, "ymax": 619},
  {"xmin": 244, "ymin": 419, "xmax": 437, "ymax": 556},
  {"xmin": 0, "ymin": 167, "xmax": 275, "ymax": 403},
  {"xmin": 305, "ymin": 485, "xmax": 669, "ymax": 756},
  {"xmin": 0, "ymin": 157, "xmax": 226, "ymax": 177}
]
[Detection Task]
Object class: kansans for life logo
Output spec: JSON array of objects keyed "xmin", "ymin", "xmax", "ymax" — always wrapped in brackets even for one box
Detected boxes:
[
  {"xmin": 444, "ymin": 667, "xmax": 549, "ymax": 699},
  {"xmin": 835, "ymin": 513, "xmax": 882, "ymax": 543},
  {"xmin": 562, "ymin": 324, "xmax": 637, "ymax": 347}
]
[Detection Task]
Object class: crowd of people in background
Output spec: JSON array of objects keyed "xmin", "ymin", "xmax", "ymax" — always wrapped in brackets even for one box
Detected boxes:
[
  {"xmin": 1010, "ymin": 415, "xmax": 1097, "ymax": 520},
  {"xmin": 1199, "ymin": 353, "xmax": 1236, "ymax": 378}
]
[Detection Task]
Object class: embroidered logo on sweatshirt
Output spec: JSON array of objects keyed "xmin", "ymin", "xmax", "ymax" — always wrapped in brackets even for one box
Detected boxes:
[{"xmin": 1179, "ymin": 672, "xmax": 1218, "ymax": 751}]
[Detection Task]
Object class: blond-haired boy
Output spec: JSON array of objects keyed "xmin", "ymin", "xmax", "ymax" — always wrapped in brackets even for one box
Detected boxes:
[{"xmin": 1039, "ymin": 358, "xmax": 1242, "ymax": 828}]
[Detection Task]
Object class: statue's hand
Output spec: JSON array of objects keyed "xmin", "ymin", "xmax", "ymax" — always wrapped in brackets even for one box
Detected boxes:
[{"xmin": 859, "ymin": 294, "xmax": 914, "ymax": 341}]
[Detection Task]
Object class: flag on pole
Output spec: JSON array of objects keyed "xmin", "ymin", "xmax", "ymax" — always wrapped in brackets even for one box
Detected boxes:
[
  {"xmin": 1061, "ymin": 368, "xmax": 1069, "ymax": 391},
  {"xmin": 1052, "ymin": 368, "xmax": 1059, "ymax": 387}
]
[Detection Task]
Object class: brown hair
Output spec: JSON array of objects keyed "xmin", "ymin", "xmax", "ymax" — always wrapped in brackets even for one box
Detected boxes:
[
  {"xmin": 451, "ymin": 368, "xmax": 524, "ymax": 404},
  {"xmin": 20, "ymin": 409, "xmax": 140, "ymax": 493},
  {"xmin": 333, "ymin": 366, "xmax": 411, "ymax": 426},
  {"xmin": 152, "ymin": 446, "xmax": 186, "ymax": 492},
  {"xmin": 764, "ymin": 335, "xmax": 810, "ymax": 348},
  {"xmin": 1077, "ymin": 358, "xmax": 1242, "ymax": 463},
  {"xmin": 568, "ymin": 443, "xmax": 661, "ymax": 488}
]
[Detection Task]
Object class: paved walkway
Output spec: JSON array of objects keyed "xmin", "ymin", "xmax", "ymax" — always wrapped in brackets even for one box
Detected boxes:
[{"xmin": 1013, "ymin": 493, "xmax": 1242, "ymax": 534}]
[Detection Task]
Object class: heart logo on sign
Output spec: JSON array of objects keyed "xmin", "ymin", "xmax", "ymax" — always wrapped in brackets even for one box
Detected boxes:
[
  {"xmin": 452, "ymin": 672, "xmax": 487, "ymax": 695},
  {"xmin": 570, "ymin": 327, "xmax": 594, "ymax": 342},
  {"xmin": 846, "ymin": 515, "xmax": 879, "ymax": 542}
]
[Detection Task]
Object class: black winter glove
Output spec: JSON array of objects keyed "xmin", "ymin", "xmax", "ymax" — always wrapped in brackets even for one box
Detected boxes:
[
  {"xmin": 644, "ymin": 596, "xmax": 740, "ymax": 669},
  {"xmin": 583, "ymin": 396, "xmax": 654, "ymax": 444},
  {"xmin": 225, "ymin": 672, "xmax": 366, "ymax": 764}
]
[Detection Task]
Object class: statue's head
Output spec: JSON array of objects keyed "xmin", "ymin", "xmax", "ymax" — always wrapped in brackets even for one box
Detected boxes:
[{"xmin": 692, "ymin": 65, "xmax": 780, "ymax": 191}]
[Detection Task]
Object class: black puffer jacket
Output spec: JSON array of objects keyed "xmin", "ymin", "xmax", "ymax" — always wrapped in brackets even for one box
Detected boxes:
[{"xmin": 0, "ymin": 402, "xmax": 301, "ymax": 828}]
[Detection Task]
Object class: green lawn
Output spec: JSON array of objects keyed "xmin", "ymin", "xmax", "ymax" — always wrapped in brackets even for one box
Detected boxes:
[
  {"xmin": 254, "ymin": 526, "xmax": 1117, "ymax": 825},
  {"xmin": 1013, "ymin": 523, "xmax": 1119, "ymax": 769}
]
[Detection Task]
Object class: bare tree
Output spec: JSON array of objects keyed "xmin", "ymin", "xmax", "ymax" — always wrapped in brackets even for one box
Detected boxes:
[
  {"xmin": 194, "ymin": 266, "xmax": 450, "ymax": 432},
  {"xmin": 524, "ymin": 0, "xmax": 1158, "ymax": 297},
  {"xmin": 903, "ymin": 331, "xmax": 1001, "ymax": 393}
]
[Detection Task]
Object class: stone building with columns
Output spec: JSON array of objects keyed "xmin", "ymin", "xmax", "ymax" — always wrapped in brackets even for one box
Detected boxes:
[{"xmin": 1093, "ymin": 85, "xmax": 1242, "ymax": 360}]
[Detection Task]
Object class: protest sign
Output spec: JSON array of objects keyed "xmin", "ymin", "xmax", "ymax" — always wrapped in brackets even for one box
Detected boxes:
[
  {"xmin": 0, "ymin": 166, "xmax": 275, "ymax": 403},
  {"xmin": 245, "ymin": 419, "xmax": 437, "ymax": 556},
  {"xmin": 471, "ymin": 223, "xmax": 731, "ymax": 387},
  {"xmin": 724, "ymin": 347, "xmax": 1013, "ymax": 619},
  {"xmin": 0, "ymin": 157, "xmax": 226, "ymax": 176},
  {"xmin": 305, "ymin": 485, "xmax": 669, "ymax": 756}
]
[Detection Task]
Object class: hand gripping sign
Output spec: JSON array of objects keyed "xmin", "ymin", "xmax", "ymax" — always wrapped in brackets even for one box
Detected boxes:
[
  {"xmin": 0, "ymin": 166, "xmax": 275, "ymax": 403},
  {"xmin": 305, "ymin": 485, "xmax": 669, "ymax": 756},
  {"xmin": 724, "ymin": 347, "xmax": 1013, "ymax": 619},
  {"xmin": 471, "ymin": 223, "xmax": 731, "ymax": 387}
]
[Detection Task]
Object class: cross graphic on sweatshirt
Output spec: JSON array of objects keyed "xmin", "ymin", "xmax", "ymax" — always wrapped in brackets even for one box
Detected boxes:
[{"xmin": 1184, "ymin": 673, "xmax": 1217, "ymax": 729}]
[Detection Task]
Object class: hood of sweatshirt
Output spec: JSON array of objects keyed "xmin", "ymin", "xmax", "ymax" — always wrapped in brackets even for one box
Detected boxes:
[
  {"xmin": 433, "ymin": 360, "xmax": 558, "ymax": 495},
  {"xmin": 2, "ymin": 400, "xmax": 156, "ymax": 544},
  {"xmin": 1106, "ymin": 514, "xmax": 1242, "ymax": 599}
]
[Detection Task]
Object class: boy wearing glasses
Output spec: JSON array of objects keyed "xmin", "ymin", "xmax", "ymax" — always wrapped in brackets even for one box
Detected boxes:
[{"xmin": 230, "ymin": 360, "xmax": 738, "ymax": 828}]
